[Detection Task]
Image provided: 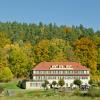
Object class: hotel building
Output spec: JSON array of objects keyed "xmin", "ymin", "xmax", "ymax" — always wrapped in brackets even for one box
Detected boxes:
[{"xmin": 26, "ymin": 62, "xmax": 90, "ymax": 89}]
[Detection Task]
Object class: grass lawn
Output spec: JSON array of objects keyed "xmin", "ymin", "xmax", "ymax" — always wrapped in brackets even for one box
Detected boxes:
[
  {"xmin": 0, "ymin": 81, "xmax": 20, "ymax": 89},
  {"xmin": 0, "ymin": 81, "xmax": 100, "ymax": 100},
  {"xmin": 0, "ymin": 96, "xmax": 100, "ymax": 100}
]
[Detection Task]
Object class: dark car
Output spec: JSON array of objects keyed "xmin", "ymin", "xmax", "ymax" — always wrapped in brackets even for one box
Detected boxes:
[{"xmin": 80, "ymin": 85, "xmax": 90, "ymax": 91}]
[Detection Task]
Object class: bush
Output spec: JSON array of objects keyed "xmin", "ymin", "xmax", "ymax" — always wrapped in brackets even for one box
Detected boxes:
[
  {"xmin": 34, "ymin": 91, "xmax": 41, "ymax": 97},
  {"xmin": 58, "ymin": 79, "xmax": 65, "ymax": 87},
  {"xmin": 73, "ymin": 88, "xmax": 81, "ymax": 96},
  {"xmin": 88, "ymin": 87, "xmax": 100, "ymax": 97},
  {"xmin": 0, "ymin": 67, "xmax": 13, "ymax": 82},
  {"xmin": 59, "ymin": 92, "xmax": 66, "ymax": 96},
  {"xmin": 17, "ymin": 80, "xmax": 22, "ymax": 88},
  {"xmin": 17, "ymin": 79, "xmax": 29, "ymax": 89},
  {"xmin": 98, "ymin": 82, "xmax": 100, "ymax": 87},
  {"xmin": 73, "ymin": 79, "xmax": 82, "ymax": 87},
  {"xmin": 0, "ymin": 86, "xmax": 4, "ymax": 94},
  {"xmin": 16, "ymin": 93, "xmax": 24, "ymax": 97},
  {"xmin": 45, "ymin": 93, "xmax": 53, "ymax": 97},
  {"xmin": 88, "ymin": 79, "xmax": 94, "ymax": 85}
]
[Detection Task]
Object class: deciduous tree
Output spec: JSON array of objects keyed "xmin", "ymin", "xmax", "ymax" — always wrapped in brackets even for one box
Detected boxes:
[{"xmin": 74, "ymin": 37, "xmax": 97, "ymax": 74}]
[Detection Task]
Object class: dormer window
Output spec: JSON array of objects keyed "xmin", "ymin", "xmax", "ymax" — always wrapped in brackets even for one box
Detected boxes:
[
  {"xmin": 64, "ymin": 66, "xmax": 66, "ymax": 68},
  {"xmin": 50, "ymin": 64, "xmax": 73, "ymax": 70},
  {"xmin": 59, "ymin": 65, "xmax": 63, "ymax": 68}
]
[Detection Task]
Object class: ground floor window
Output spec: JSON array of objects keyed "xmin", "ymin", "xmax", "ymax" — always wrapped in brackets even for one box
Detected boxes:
[{"xmin": 30, "ymin": 82, "xmax": 42, "ymax": 87}]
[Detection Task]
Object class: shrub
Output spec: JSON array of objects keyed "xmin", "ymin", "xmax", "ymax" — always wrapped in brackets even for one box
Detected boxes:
[
  {"xmin": 34, "ymin": 91, "xmax": 41, "ymax": 97},
  {"xmin": 98, "ymin": 82, "xmax": 100, "ymax": 87},
  {"xmin": 73, "ymin": 79, "xmax": 82, "ymax": 87},
  {"xmin": 59, "ymin": 92, "xmax": 66, "ymax": 96},
  {"xmin": 17, "ymin": 79, "xmax": 29, "ymax": 89},
  {"xmin": 52, "ymin": 81, "xmax": 57, "ymax": 87},
  {"xmin": 45, "ymin": 92, "xmax": 54, "ymax": 97},
  {"xmin": 73, "ymin": 88, "xmax": 81, "ymax": 96},
  {"xmin": 16, "ymin": 93, "xmax": 24, "ymax": 97},
  {"xmin": 88, "ymin": 87, "xmax": 100, "ymax": 97},
  {"xmin": 0, "ymin": 86, "xmax": 4, "ymax": 94},
  {"xmin": 58, "ymin": 79, "xmax": 65, "ymax": 87},
  {"xmin": 41, "ymin": 80, "xmax": 49, "ymax": 90},
  {"xmin": 88, "ymin": 79, "xmax": 94, "ymax": 85},
  {"xmin": 17, "ymin": 80, "xmax": 22, "ymax": 88},
  {"xmin": 0, "ymin": 67, "xmax": 13, "ymax": 82}
]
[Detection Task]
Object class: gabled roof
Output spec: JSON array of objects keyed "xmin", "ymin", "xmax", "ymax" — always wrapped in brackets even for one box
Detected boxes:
[{"xmin": 33, "ymin": 62, "xmax": 89, "ymax": 71}]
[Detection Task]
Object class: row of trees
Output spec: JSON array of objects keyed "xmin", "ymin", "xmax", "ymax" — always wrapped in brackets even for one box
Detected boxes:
[
  {"xmin": 0, "ymin": 22, "xmax": 100, "ymax": 81},
  {"xmin": 42, "ymin": 79, "xmax": 82, "ymax": 90}
]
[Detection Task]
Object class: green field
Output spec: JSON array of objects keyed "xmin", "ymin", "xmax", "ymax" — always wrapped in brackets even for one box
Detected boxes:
[
  {"xmin": 0, "ymin": 80, "xmax": 20, "ymax": 89},
  {"xmin": 0, "ymin": 96, "xmax": 100, "ymax": 100},
  {"xmin": 0, "ymin": 81, "xmax": 100, "ymax": 100}
]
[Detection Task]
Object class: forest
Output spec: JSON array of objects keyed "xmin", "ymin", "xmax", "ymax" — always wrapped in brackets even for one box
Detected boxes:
[{"xmin": 0, "ymin": 21, "xmax": 100, "ymax": 81}]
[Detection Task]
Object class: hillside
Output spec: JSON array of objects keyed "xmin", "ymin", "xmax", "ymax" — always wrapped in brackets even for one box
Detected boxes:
[{"xmin": 0, "ymin": 22, "xmax": 100, "ymax": 80}]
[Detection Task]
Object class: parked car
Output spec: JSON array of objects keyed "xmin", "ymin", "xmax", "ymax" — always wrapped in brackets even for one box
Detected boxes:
[{"xmin": 80, "ymin": 84, "xmax": 90, "ymax": 91}]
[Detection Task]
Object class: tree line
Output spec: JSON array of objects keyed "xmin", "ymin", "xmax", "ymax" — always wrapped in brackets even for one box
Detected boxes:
[{"xmin": 0, "ymin": 22, "xmax": 100, "ymax": 81}]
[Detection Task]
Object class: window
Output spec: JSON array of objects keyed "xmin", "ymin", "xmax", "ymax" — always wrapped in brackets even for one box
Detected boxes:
[
  {"xmin": 70, "ymin": 76, "xmax": 73, "ymax": 79},
  {"xmin": 54, "ymin": 76, "xmax": 56, "ymax": 79},
  {"xmin": 36, "ymin": 71, "xmax": 39, "ymax": 74},
  {"xmin": 33, "ymin": 71, "xmax": 36, "ymax": 74},
  {"xmin": 66, "ymin": 70, "xmax": 68, "ymax": 74},
  {"xmin": 40, "ymin": 71, "xmax": 42, "ymax": 74},
  {"xmin": 48, "ymin": 71, "xmax": 50, "ymax": 74},
  {"xmin": 50, "ymin": 71, "xmax": 53, "ymax": 74},
  {"xmin": 33, "ymin": 71, "xmax": 34, "ymax": 74},
  {"xmin": 87, "ymin": 71, "xmax": 89, "ymax": 74},
  {"xmin": 81, "ymin": 71, "xmax": 84, "ymax": 74},
  {"xmin": 84, "ymin": 71, "xmax": 86, "ymax": 74},
  {"xmin": 82, "ymin": 76, "xmax": 88, "ymax": 79},
  {"xmin": 47, "ymin": 71, "xmax": 49, "ymax": 74},
  {"xmin": 74, "ymin": 71, "xmax": 78, "ymax": 74},
  {"xmin": 58, "ymin": 71, "xmax": 60, "ymax": 74},
  {"xmin": 70, "ymin": 71, "xmax": 73, "ymax": 74},
  {"xmin": 60, "ymin": 71, "xmax": 62, "ymax": 74},
  {"xmin": 67, "ymin": 76, "xmax": 70, "ymax": 79},
  {"xmin": 64, "ymin": 66, "xmax": 66, "ymax": 68},
  {"xmin": 62, "ymin": 71, "xmax": 65, "ymax": 74},
  {"xmin": 30, "ymin": 83, "xmax": 32, "ymax": 87}
]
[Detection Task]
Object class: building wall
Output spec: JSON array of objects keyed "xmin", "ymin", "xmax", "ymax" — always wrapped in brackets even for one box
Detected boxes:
[
  {"xmin": 26, "ymin": 70, "xmax": 90, "ymax": 89},
  {"xmin": 26, "ymin": 82, "xmax": 43, "ymax": 89},
  {"xmin": 26, "ymin": 77, "xmax": 90, "ymax": 89}
]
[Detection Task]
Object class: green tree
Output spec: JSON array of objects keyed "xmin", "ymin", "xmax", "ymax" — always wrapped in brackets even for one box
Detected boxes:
[
  {"xmin": 42, "ymin": 80, "xmax": 49, "ymax": 90},
  {"xmin": 34, "ymin": 40, "xmax": 50, "ymax": 63},
  {"xmin": 73, "ymin": 79, "xmax": 82, "ymax": 88},
  {"xmin": 0, "ymin": 66, "xmax": 13, "ymax": 82},
  {"xmin": 34, "ymin": 39, "xmax": 67, "ymax": 63},
  {"xmin": 0, "ymin": 47, "xmax": 9, "ymax": 67},
  {"xmin": 97, "ymin": 82, "xmax": 100, "ymax": 87},
  {"xmin": 0, "ymin": 32, "xmax": 11, "ymax": 48},
  {"xmin": 94, "ymin": 36, "xmax": 100, "ymax": 73},
  {"xmin": 52, "ymin": 81, "xmax": 57, "ymax": 87},
  {"xmin": 58, "ymin": 79, "xmax": 65, "ymax": 87},
  {"xmin": 42, "ymin": 83, "xmax": 46, "ymax": 90},
  {"xmin": 52, "ymin": 81, "xmax": 57, "ymax": 91},
  {"xmin": 49, "ymin": 38, "xmax": 67, "ymax": 61},
  {"xmin": 8, "ymin": 43, "xmax": 35, "ymax": 78},
  {"xmin": 88, "ymin": 79, "xmax": 94, "ymax": 85}
]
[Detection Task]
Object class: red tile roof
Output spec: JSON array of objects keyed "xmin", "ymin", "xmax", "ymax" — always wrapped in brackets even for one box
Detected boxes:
[{"xmin": 33, "ymin": 62, "xmax": 89, "ymax": 71}]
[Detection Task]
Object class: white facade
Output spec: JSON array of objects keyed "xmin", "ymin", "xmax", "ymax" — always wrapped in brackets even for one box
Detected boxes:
[{"xmin": 26, "ymin": 63, "xmax": 90, "ymax": 89}]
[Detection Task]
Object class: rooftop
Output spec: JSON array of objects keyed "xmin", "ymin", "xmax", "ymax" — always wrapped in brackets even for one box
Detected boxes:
[{"xmin": 33, "ymin": 62, "xmax": 89, "ymax": 71}]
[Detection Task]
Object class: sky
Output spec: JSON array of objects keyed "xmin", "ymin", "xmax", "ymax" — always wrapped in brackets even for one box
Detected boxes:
[{"xmin": 0, "ymin": 0, "xmax": 100, "ymax": 31}]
